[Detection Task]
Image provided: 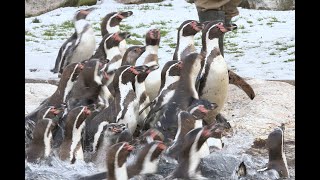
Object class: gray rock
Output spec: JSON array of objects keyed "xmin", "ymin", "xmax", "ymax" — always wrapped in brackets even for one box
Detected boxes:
[
  {"xmin": 115, "ymin": 0, "xmax": 164, "ymax": 4},
  {"xmin": 239, "ymin": 0, "xmax": 295, "ymax": 10}
]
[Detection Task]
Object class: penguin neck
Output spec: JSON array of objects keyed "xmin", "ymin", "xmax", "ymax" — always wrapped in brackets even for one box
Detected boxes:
[
  {"xmin": 199, "ymin": 38, "xmax": 219, "ymax": 78},
  {"xmin": 112, "ymin": 148, "xmax": 128, "ymax": 180},
  {"xmin": 138, "ymin": 144, "xmax": 159, "ymax": 174},
  {"xmin": 106, "ymin": 46, "xmax": 121, "ymax": 60},
  {"xmin": 106, "ymin": 47, "xmax": 122, "ymax": 72},
  {"xmin": 175, "ymin": 35, "xmax": 195, "ymax": 60},
  {"xmin": 136, "ymin": 45, "xmax": 159, "ymax": 66},
  {"xmin": 106, "ymin": 14, "xmax": 120, "ymax": 34},
  {"xmin": 43, "ymin": 121, "xmax": 53, "ymax": 157},
  {"xmin": 188, "ymin": 129, "xmax": 205, "ymax": 176},
  {"xmin": 92, "ymin": 121, "xmax": 109, "ymax": 153},
  {"xmin": 135, "ymin": 78, "xmax": 146, "ymax": 100},
  {"xmin": 69, "ymin": 111, "xmax": 85, "ymax": 162},
  {"xmin": 179, "ymin": 65, "xmax": 199, "ymax": 100},
  {"xmin": 75, "ymin": 19, "xmax": 90, "ymax": 35}
]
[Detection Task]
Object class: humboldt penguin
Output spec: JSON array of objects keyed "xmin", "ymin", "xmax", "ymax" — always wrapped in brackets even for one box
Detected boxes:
[
  {"xmin": 165, "ymin": 123, "xmax": 225, "ymax": 179},
  {"xmin": 155, "ymin": 53, "xmax": 204, "ymax": 141},
  {"xmin": 51, "ymin": 7, "xmax": 96, "ymax": 75},
  {"xmin": 58, "ymin": 106, "xmax": 91, "ymax": 164},
  {"xmin": 26, "ymin": 118, "xmax": 57, "ymax": 163},
  {"xmin": 257, "ymin": 126, "xmax": 290, "ymax": 178},
  {"xmin": 197, "ymin": 21, "xmax": 237, "ymax": 125},
  {"xmin": 92, "ymin": 123, "xmax": 126, "ymax": 171},
  {"xmin": 84, "ymin": 65, "xmax": 146, "ymax": 151},
  {"xmin": 100, "ymin": 11, "xmax": 133, "ymax": 56}
]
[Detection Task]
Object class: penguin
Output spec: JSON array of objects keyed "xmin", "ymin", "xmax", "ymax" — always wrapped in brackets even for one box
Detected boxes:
[
  {"xmin": 26, "ymin": 118, "xmax": 57, "ymax": 163},
  {"xmin": 106, "ymin": 142, "xmax": 134, "ymax": 180},
  {"xmin": 84, "ymin": 65, "xmax": 146, "ymax": 152},
  {"xmin": 173, "ymin": 20, "xmax": 204, "ymax": 60},
  {"xmin": 144, "ymin": 20, "xmax": 203, "ymax": 102},
  {"xmin": 100, "ymin": 11, "xmax": 133, "ymax": 56},
  {"xmin": 79, "ymin": 141, "xmax": 166, "ymax": 180},
  {"xmin": 121, "ymin": 45, "xmax": 146, "ymax": 66},
  {"xmin": 58, "ymin": 106, "xmax": 91, "ymax": 164},
  {"xmin": 108, "ymin": 45, "xmax": 146, "ymax": 97},
  {"xmin": 126, "ymin": 141, "xmax": 167, "ymax": 178},
  {"xmin": 51, "ymin": 7, "xmax": 96, "ymax": 75},
  {"xmin": 92, "ymin": 123, "xmax": 126, "ymax": 171},
  {"xmin": 134, "ymin": 64, "xmax": 159, "ymax": 136},
  {"xmin": 66, "ymin": 59, "xmax": 110, "ymax": 111},
  {"xmin": 25, "ymin": 106, "xmax": 64, "ymax": 147},
  {"xmin": 155, "ymin": 53, "xmax": 204, "ymax": 141},
  {"xmin": 25, "ymin": 62, "xmax": 83, "ymax": 123},
  {"xmin": 257, "ymin": 126, "xmax": 290, "ymax": 178},
  {"xmin": 197, "ymin": 21, "xmax": 237, "ymax": 125},
  {"xmin": 165, "ymin": 123, "xmax": 225, "ymax": 179},
  {"xmin": 136, "ymin": 29, "xmax": 161, "ymax": 101},
  {"xmin": 141, "ymin": 60, "xmax": 182, "ymax": 130},
  {"xmin": 166, "ymin": 99, "xmax": 218, "ymax": 160}
]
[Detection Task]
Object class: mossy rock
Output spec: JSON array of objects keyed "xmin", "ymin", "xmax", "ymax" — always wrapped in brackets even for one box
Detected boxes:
[{"xmin": 126, "ymin": 38, "xmax": 144, "ymax": 45}]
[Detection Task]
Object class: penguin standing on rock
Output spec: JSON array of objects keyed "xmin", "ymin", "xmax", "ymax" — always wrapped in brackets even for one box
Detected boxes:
[
  {"xmin": 58, "ymin": 106, "xmax": 91, "ymax": 164},
  {"xmin": 51, "ymin": 7, "xmax": 96, "ymax": 75}
]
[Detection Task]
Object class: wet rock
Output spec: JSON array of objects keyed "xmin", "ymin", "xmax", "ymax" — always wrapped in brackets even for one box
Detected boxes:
[{"xmin": 115, "ymin": 0, "xmax": 164, "ymax": 4}]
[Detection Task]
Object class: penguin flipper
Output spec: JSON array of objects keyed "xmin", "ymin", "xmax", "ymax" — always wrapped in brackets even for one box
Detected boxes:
[{"xmin": 228, "ymin": 70, "xmax": 255, "ymax": 100}]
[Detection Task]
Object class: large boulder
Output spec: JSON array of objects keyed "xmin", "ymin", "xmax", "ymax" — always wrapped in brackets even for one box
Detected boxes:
[
  {"xmin": 115, "ymin": 0, "xmax": 164, "ymax": 4},
  {"xmin": 239, "ymin": 0, "xmax": 295, "ymax": 10},
  {"xmin": 25, "ymin": 0, "xmax": 97, "ymax": 17}
]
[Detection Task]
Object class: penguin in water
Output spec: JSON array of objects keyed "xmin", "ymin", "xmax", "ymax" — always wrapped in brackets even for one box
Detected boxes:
[
  {"xmin": 79, "ymin": 141, "xmax": 166, "ymax": 180},
  {"xmin": 84, "ymin": 65, "xmax": 147, "ymax": 152},
  {"xmin": 100, "ymin": 11, "xmax": 133, "ymax": 56},
  {"xmin": 92, "ymin": 123, "xmax": 126, "ymax": 171},
  {"xmin": 257, "ymin": 125, "xmax": 290, "ymax": 178},
  {"xmin": 25, "ymin": 106, "xmax": 64, "ymax": 147},
  {"xmin": 26, "ymin": 62, "xmax": 83, "ymax": 123},
  {"xmin": 51, "ymin": 7, "xmax": 96, "ymax": 75},
  {"xmin": 165, "ymin": 123, "xmax": 226, "ymax": 180},
  {"xmin": 26, "ymin": 118, "xmax": 57, "ymax": 163},
  {"xmin": 155, "ymin": 53, "xmax": 204, "ymax": 141},
  {"xmin": 58, "ymin": 106, "xmax": 91, "ymax": 164},
  {"xmin": 141, "ymin": 60, "xmax": 182, "ymax": 130},
  {"xmin": 166, "ymin": 99, "xmax": 218, "ymax": 160}
]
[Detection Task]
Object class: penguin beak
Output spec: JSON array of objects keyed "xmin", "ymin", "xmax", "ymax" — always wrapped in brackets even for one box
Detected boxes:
[
  {"xmin": 84, "ymin": 7, "xmax": 96, "ymax": 13},
  {"xmin": 119, "ymin": 11, "xmax": 133, "ymax": 18},
  {"xmin": 140, "ymin": 46, "xmax": 146, "ymax": 52},
  {"xmin": 123, "ymin": 143, "xmax": 134, "ymax": 152},
  {"xmin": 216, "ymin": 22, "xmax": 237, "ymax": 32},
  {"xmin": 198, "ymin": 105, "xmax": 209, "ymax": 114},
  {"xmin": 134, "ymin": 65, "xmax": 149, "ymax": 73},
  {"xmin": 157, "ymin": 142, "xmax": 167, "ymax": 151},
  {"xmin": 117, "ymin": 32, "xmax": 131, "ymax": 42}
]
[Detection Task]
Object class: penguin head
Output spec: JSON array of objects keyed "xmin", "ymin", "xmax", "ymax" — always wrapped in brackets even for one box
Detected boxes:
[
  {"xmin": 109, "ymin": 142, "xmax": 134, "ymax": 167},
  {"xmin": 179, "ymin": 20, "xmax": 204, "ymax": 37},
  {"xmin": 202, "ymin": 21, "xmax": 237, "ymax": 42},
  {"xmin": 266, "ymin": 127, "xmax": 284, "ymax": 160},
  {"xmin": 145, "ymin": 29, "xmax": 161, "ymax": 46},
  {"xmin": 65, "ymin": 106, "xmax": 91, "ymax": 130},
  {"xmin": 205, "ymin": 121, "xmax": 228, "ymax": 139},
  {"xmin": 106, "ymin": 11, "xmax": 133, "ymax": 29},
  {"xmin": 74, "ymin": 7, "xmax": 96, "ymax": 21},
  {"xmin": 150, "ymin": 141, "xmax": 167, "ymax": 161},
  {"xmin": 188, "ymin": 99, "xmax": 218, "ymax": 119},
  {"xmin": 104, "ymin": 32, "xmax": 131, "ymax": 49},
  {"xmin": 141, "ymin": 128, "xmax": 165, "ymax": 144},
  {"xmin": 168, "ymin": 61, "xmax": 182, "ymax": 77},
  {"xmin": 122, "ymin": 46, "xmax": 146, "ymax": 66},
  {"xmin": 61, "ymin": 62, "xmax": 84, "ymax": 82},
  {"xmin": 104, "ymin": 123, "xmax": 126, "ymax": 137}
]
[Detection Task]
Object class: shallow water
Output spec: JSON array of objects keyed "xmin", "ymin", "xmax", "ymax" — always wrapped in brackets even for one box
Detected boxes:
[{"xmin": 25, "ymin": 130, "xmax": 294, "ymax": 179}]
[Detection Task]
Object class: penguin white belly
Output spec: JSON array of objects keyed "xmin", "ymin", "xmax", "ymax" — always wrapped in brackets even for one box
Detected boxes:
[
  {"xmin": 70, "ymin": 29, "xmax": 96, "ymax": 63},
  {"xmin": 75, "ymin": 145, "xmax": 84, "ymax": 161},
  {"xmin": 145, "ymin": 69, "xmax": 161, "ymax": 100},
  {"xmin": 119, "ymin": 40, "xmax": 127, "ymax": 56},
  {"xmin": 118, "ymin": 101, "xmax": 138, "ymax": 134},
  {"xmin": 201, "ymin": 58, "xmax": 229, "ymax": 116}
]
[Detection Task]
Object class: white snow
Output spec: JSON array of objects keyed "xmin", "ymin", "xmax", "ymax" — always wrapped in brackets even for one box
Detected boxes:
[{"xmin": 25, "ymin": 0, "xmax": 294, "ymax": 81}]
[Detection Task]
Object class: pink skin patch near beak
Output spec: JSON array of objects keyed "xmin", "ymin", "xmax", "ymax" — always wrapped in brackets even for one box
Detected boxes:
[
  {"xmin": 124, "ymin": 143, "xmax": 134, "ymax": 152},
  {"xmin": 79, "ymin": 63, "xmax": 84, "ymax": 70},
  {"xmin": 198, "ymin": 105, "xmax": 209, "ymax": 114},
  {"xmin": 117, "ymin": 13, "xmax": 125, "ymax": 19},
  {"xmin": 202, "ymin": 129, "xmax": 211, "ymax": 137},
  {"xmin": 50, "ymin": 108, "xmax": 59, "ymax": 115},
  {"xmin": 191, "ymin": 21, "xmax": 202, "ymax": 32},
  {"xmin": 177, "ymin": 62, "xmax": 183, "ymax": 69},
  {"xmin": 113, "ymin": 33, "xmax": 122, "ymax": 42},
  {"xmin": 157, "ymin": 142, "xmax": 167, "ymax": 150},
  {"xmin": 83, "ymin": 106, "xmax": 91, "ymax": 115},
  {"xmin": 130, "ymin": 67, "xmax": 139, "ymax": 75},
  {"xmin": 103, "ymin": 71, "xmax": 109, "ymax": 80},
  {"xmin": 216, "ymin": 23, "xmax": 228, "ymax": 33}
]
